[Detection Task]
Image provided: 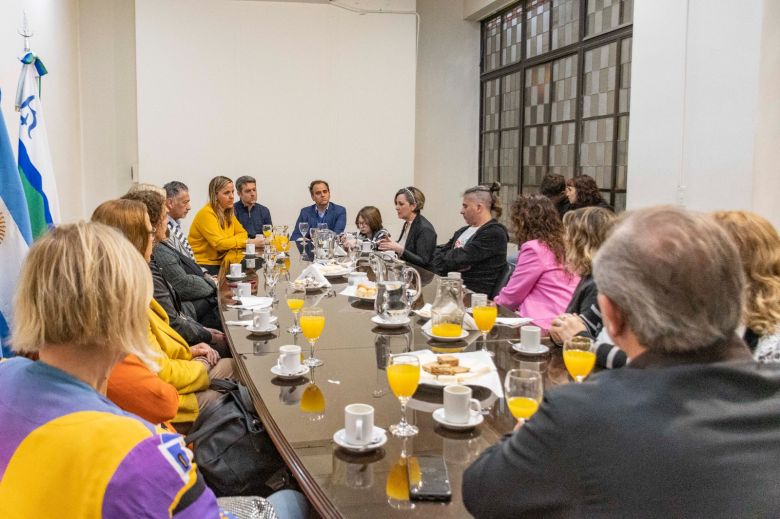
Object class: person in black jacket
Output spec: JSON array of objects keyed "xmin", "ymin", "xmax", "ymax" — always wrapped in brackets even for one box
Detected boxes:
[
  {"xmin": 378, "ymin": 186, "xmax": 437, "ymax": 270},
  {"xmin": 431, "ymin": 183, "xmax": 508, "ymax": 296}
]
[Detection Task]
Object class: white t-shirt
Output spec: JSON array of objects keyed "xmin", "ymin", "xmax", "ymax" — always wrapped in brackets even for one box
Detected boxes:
[{"xmin": 454, "ymin": 226, "xmax": 480, "ymax": 248}]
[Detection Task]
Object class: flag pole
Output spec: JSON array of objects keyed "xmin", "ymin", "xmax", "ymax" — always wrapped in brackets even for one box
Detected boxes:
[{"xmin": 18, "ymin": 11, "xmax": 33, "ymax": 52}]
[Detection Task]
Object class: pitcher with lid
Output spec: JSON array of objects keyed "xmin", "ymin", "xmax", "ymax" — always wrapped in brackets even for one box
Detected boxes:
[
  {"xmin": 430, "ymin": 277, "xmax": 466, "ymax": 337},
  {"xmin": 369, "ymin": 253, "xmax": 422, "ymax": 322}
]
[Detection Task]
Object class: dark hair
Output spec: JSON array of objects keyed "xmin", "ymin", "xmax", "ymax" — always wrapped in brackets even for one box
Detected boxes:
[
  {"xmin": 463, "ymin": 182, "xmax": 502, "ymax": 218},
  {"xmin": 235, "ymin": 175, "xmax": 256, "ymax": 194},
  {"xmin": 163, "ymin": 181, "xmax": 188, "ymax": 199},
  {"xmin": 356, "ymin": 206, "xmax": 383, "ymax": 234},
  {"xmin": 510, "ymin": 194, "xmax": 567, "ymax": 265},
  {"xmin": 540, "ymin": 174, "xmax": 566, "ymax": 198},
  {"xmin": 121, "ymin": 190, "xmax": 166, "ymax": 229},
  {"xmin": 570, "ymin": 175, "xmax": 608, "ymax": 209},
  {"xmin": 309, "ymin": 180, "xmax": 330, "ymax": 194},
  {"xmin": 394, "ymin": 186, "xmax": 425, "ymax": 213}
]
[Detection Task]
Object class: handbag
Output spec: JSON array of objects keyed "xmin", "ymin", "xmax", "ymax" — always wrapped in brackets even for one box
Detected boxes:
[{"xmin": 185, "ymin": 379, "xmax": 286, "ymax": 497}]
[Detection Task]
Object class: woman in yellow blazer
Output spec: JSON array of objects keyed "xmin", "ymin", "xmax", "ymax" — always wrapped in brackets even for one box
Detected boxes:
[{"xmin": 189, "ymin": 176, "xmax": 263, "ymax": 275}]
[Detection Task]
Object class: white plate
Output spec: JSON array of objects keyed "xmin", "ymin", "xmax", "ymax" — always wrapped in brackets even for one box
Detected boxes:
[
  {"xmin": 333, "ymin": 427, "xmax": 388, "ymax": 453},
  {"xmin": 511, "ymin": 342, "xmax": 550, "ymax": 355},
  {"xmin": 421, "ymin": 327, "xmax": 469, "ymax": 342},
  {"xmin": 432, "ymin": 407, "xmax": 484, "ymax": 430},
  {"xmin": 339, "ymin": 285, "xmax": 377, "ymax": 301},
  {"xmin": 226, "ymin": 273, "xmax": 247, "ymax": 281},
  {"xmin": 318, "ymin": 265, "xmax": 353, "ymax": 277},
  {"xmin": 248, "ymin": 324, "xmax": 278, "ymax": 334},
  {"xmin": 292, "ymin": 279, "xmax": 327, "ymax": 291},
  {"xmin": 370, "ymin": 315, "xmax": 411, "ymax": 328},
  {"xmin": 270, "ymin": 364, "xmax": 310, "ymax": 379}
]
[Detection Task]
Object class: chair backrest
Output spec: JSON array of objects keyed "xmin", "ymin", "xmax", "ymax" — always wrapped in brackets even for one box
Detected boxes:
[{"xmin": 490, "ymin": 261, "xmax": 514, "ymax": 299}]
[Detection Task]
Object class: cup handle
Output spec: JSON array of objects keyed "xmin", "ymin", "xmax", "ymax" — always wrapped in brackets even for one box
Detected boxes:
[
  {"xmin": 355, "ymin": 418, "xmax": 363, "ymax": 442},
  {"xmin": 469, "ymin": 398, "xmax": 481, "ymax": 415}
]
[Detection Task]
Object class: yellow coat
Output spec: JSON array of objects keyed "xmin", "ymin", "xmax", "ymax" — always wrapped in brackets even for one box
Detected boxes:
[
  {"xmin": 189, "ymin": 203, "xmax": 248, "ymax": 266},
  {"xmin": 147, "ymin": 299, "xmax": 209, "ymax": 423}
]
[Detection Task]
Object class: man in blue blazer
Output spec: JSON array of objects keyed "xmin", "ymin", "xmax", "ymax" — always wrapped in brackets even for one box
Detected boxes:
[
  {"xmin": 233, "ymin": 175, "xmax": 272, "ymax": 239},
  {"xmin": 290, "ymin": 180, "xmax": 347, "ymax": 241}
]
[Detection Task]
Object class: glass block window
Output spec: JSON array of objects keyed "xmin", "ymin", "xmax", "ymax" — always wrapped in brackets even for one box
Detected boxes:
[{"xmin": 480, "ymin": 1, "xmax": 632, "ymax": 211}]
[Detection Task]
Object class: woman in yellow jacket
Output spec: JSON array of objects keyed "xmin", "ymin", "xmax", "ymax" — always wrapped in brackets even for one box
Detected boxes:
[{"xmin": 189, "ymin": 176, "xmax": 264, "ymax": 275}]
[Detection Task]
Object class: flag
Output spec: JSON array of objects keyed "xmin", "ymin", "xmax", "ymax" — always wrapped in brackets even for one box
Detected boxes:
[
  {"xmin": 0, "ymin": 88, "xmax": 33, "ymax": 358},
  {"xmin": 16, "ymin": 51, "xmax": 59, "ymax": 239}
]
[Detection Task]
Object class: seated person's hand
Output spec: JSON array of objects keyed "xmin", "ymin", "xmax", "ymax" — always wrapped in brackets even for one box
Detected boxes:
[
  {"xmin": 377, "ymin": 239, "xmax": 403, "ymax": 254},
  {"xmin": 252, "ymin": 235, "xmax": 265, "ymax": 246},
  {"xmin": 207, "ymin": 328, "xmax": 225, "ymax": 348},
  {"xmin": 549, "ymin": 314, "xmax": 587, "ymax": 344},
  {"xmin": 190, "ymin": 343, "xmax": 219, "ymax": 366}
]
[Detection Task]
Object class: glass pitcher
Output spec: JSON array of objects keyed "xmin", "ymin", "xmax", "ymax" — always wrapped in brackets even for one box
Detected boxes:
[
  {"xmin": 430, "ymin": 277, "xmax": 466, "ymax": 338},
  {"xmin": 369, "ymin": 254, "xmax": 422, "ymax": 320}
]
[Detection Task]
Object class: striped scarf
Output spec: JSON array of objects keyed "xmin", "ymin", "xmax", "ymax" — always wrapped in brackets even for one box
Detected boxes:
[{"xmin": 167, "ymin": 219, "xmax": 194, "ymax": 259}]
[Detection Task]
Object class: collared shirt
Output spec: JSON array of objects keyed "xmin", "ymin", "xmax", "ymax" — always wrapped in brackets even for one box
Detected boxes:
[
  {"xmin": 290, "ymin": 202, "xmax": 347, "ymax": 240},
  {"xmin": 167, "ymin": 215, "xmax": 194, "ymax": 259},
  {"xmin": 233, "ymin": 201, "xmax": 272, "ymax": 238}
]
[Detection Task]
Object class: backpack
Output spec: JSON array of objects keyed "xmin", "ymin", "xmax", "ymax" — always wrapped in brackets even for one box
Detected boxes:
[{"xmin": 185, "ymin": 379, "xmax": 286, "ymax": 497}]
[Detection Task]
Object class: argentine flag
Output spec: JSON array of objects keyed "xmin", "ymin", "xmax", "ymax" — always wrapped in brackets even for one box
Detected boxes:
[
  {"xmin": 0, "ymin": 88, "xmax": 33, "ymax": 358},
  {"xmin": 15, "ymin": 51, "xmax": 59, "ymax": 239}
]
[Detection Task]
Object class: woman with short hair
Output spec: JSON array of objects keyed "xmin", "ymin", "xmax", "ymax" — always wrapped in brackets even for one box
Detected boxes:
[
  {"xmin": 378, "ymin": 186, "xmax": 437, "ymax": 269},
  {"xmin": 494, "ymin": 195, "xmax": 579, "ymax": 329},
  {"xmin": 712, "ymin": 211, "xmax": 780, "ymax": 363}
]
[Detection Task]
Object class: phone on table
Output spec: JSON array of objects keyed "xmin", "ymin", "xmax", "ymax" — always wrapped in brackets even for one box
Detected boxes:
[{"xmin": 407, "ymin": 455, "xmax": 452, "ymax": 502}]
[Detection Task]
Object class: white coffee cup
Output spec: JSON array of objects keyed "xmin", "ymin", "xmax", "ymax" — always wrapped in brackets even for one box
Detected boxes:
[
  {"xmin": 361, "ymin": 240, "xmax": 373, "ymax": 252},
  {"xmin": 229, "ymin": 263, "xmax": 242, "ymax": 277},
  {"xmin": 521, "ymin": 325, "xmax": 541, "ymax": 348},
  {"xmin": 253, "ymin": 307, "xmax": 272, "ymax": 330},
  {"xmin": 246, "ymin": 258, "xmax": 256, "ymax": 269},
  {"xmin": 277, "ymin": 344, "xmax": 302, "ymax": 374},
  {"xmin": 246, "ymin": 242, "xmax": 256, "ymax": 256},
  {"xmin": 443, "ymin": 384, "xmax": 481, "ymax": 424},
  {"xmin": 344, "ymin": 403, "xmax": 374, "ymax": 446},
  {"xmin": 237, "ymin": 282, "xmax": 252, "ymax": 297},
  {"xmin": 348, "ymin": 271, "xmax": 368, "ymax": 287}
]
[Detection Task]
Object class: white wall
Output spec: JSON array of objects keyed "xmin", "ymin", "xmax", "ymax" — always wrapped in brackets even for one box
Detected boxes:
[
  {"xmin": 135, "ymin": 0, "xmax": 417, "ymax": 237},
  {"xmin": 0, "ymin": 0, "xmax": 83, "ymax": 223},
  {"xmin": 414, "ymin": 0, "xmax": 480, "ymax": 239}
]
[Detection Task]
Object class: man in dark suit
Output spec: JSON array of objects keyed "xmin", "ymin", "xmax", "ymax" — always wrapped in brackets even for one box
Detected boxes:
[
  {"xmin": 233, "ymin": 175, "xmax": 273, "ymax": 239},
  {"xmin": 290, "ymin": 180, "xmax": 347, "ymax": 241},
  {"xmin": 463, "ymin": 207, "xmax": 780, "ymax": 518}
]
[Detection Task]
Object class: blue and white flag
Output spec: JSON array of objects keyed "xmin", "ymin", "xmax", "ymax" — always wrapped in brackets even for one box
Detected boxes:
[
  {"xmin": 16, "ymin": 51, "xmax": 59, "ymax": 239},
  {"xmin": 0, "ymin": 88, "xmax": 33, "ymax": 358}
]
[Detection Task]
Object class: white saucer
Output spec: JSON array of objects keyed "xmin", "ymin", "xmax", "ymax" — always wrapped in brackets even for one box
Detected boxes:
[
  {"xmin": 432, "ymin": 407, "xmax": 484, "ymax": 430},
  {"xmin": 511, "ymin": 342, "xmax": 550, "ymax": 355},
  {"xmin": 270, "ymin": 364, "xmax": 310, "ymax": 379},
  {"xmin": 333, "ymin": 427, "xmax": 388, "ymax": 453},
  {"xmin": 247, "ymin": 317, "xmax": 279, "ymax": 334},
  {"xmin": 422, "ymin": 328, "xmax": 469, "ymax": 342},
  {"xmin": 226, "ymin": 273, "xmax": 247, "ymax": 281},
  {"xmin": 371, "ymin": 315, "xmax": 411, "ymax": 328}
]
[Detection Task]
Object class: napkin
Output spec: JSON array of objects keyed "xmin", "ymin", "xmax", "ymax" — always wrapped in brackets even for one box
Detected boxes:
[
  {"xmin": 407, "ymin": 349, "xmax": 504, "ymax": 398},
  {"xmin": 413, "ymin": 303, "xmax": 432, "ymax": 319},
  {"xmin": 226, "ymin": 296, "xmax": 273, "ymax": 309},
  {"xmin": 224, "ymin": 320, "xmax": 252, "ymax": 327},
  {"xmin": 294, "ymin": 264, "xmax": 332, "ymax": 288},
  {"xmin": 495, "ymin": 317, "xmax": 534, "ymax": 328},
  {"xmin": 334, "ymin": 244, "xmax": 347, "ymax": 257}
]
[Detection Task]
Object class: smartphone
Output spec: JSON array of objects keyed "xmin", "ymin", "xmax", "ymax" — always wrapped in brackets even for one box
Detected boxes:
[{"xmin": 408, "ymin": 455, "xmax": 452, "ymax": 502}]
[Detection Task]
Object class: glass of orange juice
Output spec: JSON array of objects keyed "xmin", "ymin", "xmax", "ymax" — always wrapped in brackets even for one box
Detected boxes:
[
  {"xmin": 504, "ymin": 368, "xmax": 543, "ymax": 424},
  {"xmin": 299, "ymin": 382, "xmax": 325, "ymax": 422},
  {"xmin": 300, "ymin": 307, "xmax": 325, "ymax": 367},
  {"xmin": 386, "ymin": 353, "xmax": 420, "ymax": 437},
  {"xmin": 262, "ymin": 224, "xmax": 273, "ymax": 240},
  {"xmin": 286, "ymin": 284, "xmax": 304, "ymax": 334},
  {"xmin": 563, "ymin": 337, "xmax": 596, "ymax": 383},
  {"xmin": 471, "ymin": 293, "xmax": 497, "ymax": 356}
]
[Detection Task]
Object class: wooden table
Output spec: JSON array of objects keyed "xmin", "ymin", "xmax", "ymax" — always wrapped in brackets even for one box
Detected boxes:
[{"xmin": 220, "ymin": 248, "xmax": 569, "ymax": 518}]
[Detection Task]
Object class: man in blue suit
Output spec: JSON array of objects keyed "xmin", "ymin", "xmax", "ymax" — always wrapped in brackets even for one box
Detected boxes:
[
  {"xmin": 233, "ymin": 175, "xmax": 273, "ymax": 239},
  {"xmin": 290, "ymin": 180, "xmax": 347, "ymax": 241}
]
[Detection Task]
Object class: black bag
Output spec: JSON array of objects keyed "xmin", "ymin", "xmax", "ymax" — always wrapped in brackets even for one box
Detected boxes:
[{"xmin": 185, "ymin": 379, "xmax": 286, "ymax": 497}]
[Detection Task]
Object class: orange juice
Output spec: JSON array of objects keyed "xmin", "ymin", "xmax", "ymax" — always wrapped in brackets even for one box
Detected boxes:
[
  {"xmin": 386, "ymin": 457, "xmax": 410, "ymax": 501},
  {"xmin": 263, "ymin": 229, "xmax": 272, "ymax": 239},
  {"xmin": 431, "ymin": 323, "xmax": 463, "ymax": 337},
  {"xmin": 563, "ymin": 349, "xmax": 596, "ymax": 380},
  {"xmin": 473, "ymin": 306, "xmax": 497, "ymax": 333},
  {"xmin": 300, "ymin": 315, "xmax": 325, "ymax": 341},
  {"xmin": 299, "ymin": 384, "xmax": 325, "ymax": 413},
  {"xmin": 287, "ymin": 298, "xmax": 304, "ymax": 313},
  {"xmin": 273, "ymin": 235, "xmax": 285, "ymax": 252},
  {"xmin": 507, "ymin": 396, "xmax": 540, "ymax": 420},
  {"xmin": 387, "ymin": 363, "xmax": 420, "ymax": 398}
]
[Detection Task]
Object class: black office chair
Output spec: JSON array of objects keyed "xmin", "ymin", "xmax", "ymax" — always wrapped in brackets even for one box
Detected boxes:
[{"xmin": 490, "ymin": 261, "xmax": 514, "ymax": 300}]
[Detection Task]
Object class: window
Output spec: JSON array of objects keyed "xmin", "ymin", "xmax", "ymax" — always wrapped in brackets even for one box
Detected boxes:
[{"xmin": 479, "ymin": 0, "xmax": 633, "ymax": 217}]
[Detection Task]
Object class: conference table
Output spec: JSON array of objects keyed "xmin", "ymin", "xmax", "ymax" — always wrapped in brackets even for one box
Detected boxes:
[{"xmin": 220, "ymin": 247, "xmax": 569, "ymax": 518}]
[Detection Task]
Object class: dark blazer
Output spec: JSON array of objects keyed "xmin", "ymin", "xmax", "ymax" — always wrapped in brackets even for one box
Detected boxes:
[
  {"xmin": 233, "ymin": 201, "xmax": 272, "ymax": 238},
  {"xmin": 154, "ymin": 240, "xmax": 216, "ymax": 301},
  {"xmin": 150, "ymin": 260, "xmax": 211, "ymax": 345},
  {"xmin": 462, "ymin": 337, "xmax": 780, "ymax": 518},
  {"xmin": 431, "ymin": 219, "xmax": 508, "ymax": 295},
  {"xmin": 398, "ymin": 214, "xmax": 436, "ymax": 270},
  {"xmin": 290, "ymin": 203, "xmax": 347, "ymax": 240}
]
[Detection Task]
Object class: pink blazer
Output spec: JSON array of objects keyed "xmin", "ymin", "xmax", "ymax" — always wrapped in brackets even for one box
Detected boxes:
[{"xmin": 494, "ymin": 240, "xmax": 580, "ymax": 330}]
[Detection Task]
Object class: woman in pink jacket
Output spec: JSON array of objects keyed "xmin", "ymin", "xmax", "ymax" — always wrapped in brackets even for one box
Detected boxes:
[{"xmin": 494, "ymin": 195, "xmax": 579, "ymax": 329}]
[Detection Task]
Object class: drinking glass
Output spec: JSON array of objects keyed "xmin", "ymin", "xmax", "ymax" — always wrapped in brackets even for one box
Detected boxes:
[
  {"xmin": 317, "ymin": 222, "xmax": 328, "ymax": 231},
  {"xmin": 563, "ymin": 337, "xmax": 596, "ymax": 383},
  {"xmin": 286, "ymin": 284, "xmax": 304, "ymax": 334},
  {"xmin": 262, "ymin": 224, "xmax": 273, "ymax": 240},
  {"xmin": 264, "ymin": 264, "xmax": 280, "ymax": 300},
  {"xmin": 471, "ymin": 294, "xmax": 497, "ymax": 356},
  {"xmin": 504, "ymin": 368, "xmax": 543, "ymax": 424},
  {"xmin": 386, "ymin": 354, "xmax": 420, "ymax": 437},
  {"xmin": 300, "ymin": 307, "xmax": 325, "ymax": 367},
  {"xmin": 298, "ymin": 222, "xmax": 310, "ymax": 242},
  {"xmin": 299, "ymin": 382, "xmax": 325, "ymax": 422}
]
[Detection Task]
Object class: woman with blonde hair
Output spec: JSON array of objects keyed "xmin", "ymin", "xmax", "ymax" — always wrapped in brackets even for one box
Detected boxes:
[
  {"xmin": 189, "ymin": 176, "xmax": 263, "ymax": 275},
  {"xmin": 0, "ymin": 222, "xmax": 224, "ymax": 516},
  {"xmin": 712, "ymin": 211, "xmax": 780, "ymax": 362},
  {"xmin": 378, "ymin": 186, "xmax": 437, "ymax": 269}
]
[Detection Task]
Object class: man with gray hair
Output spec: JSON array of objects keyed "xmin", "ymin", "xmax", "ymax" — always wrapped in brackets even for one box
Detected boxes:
[
  {"xmin": 233, "ymin": 175, "xmax": 272, "ymax": 239},
  {"xmin": 163, "ymin": 180, "xmax": 195, "ymax": 258},
  {"xmin": 463, "ymin": 206, "xmax": 780, "ymax": 517}
]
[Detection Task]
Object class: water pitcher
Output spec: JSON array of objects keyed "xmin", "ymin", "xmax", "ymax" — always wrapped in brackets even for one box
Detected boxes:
[
  {"xmin": 430, "ymin": 277, "xmax": 466, "ymax": 337},
  {"xmin": 369, "ymin": 253, "xmax": 422, "ymax": 321}
]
